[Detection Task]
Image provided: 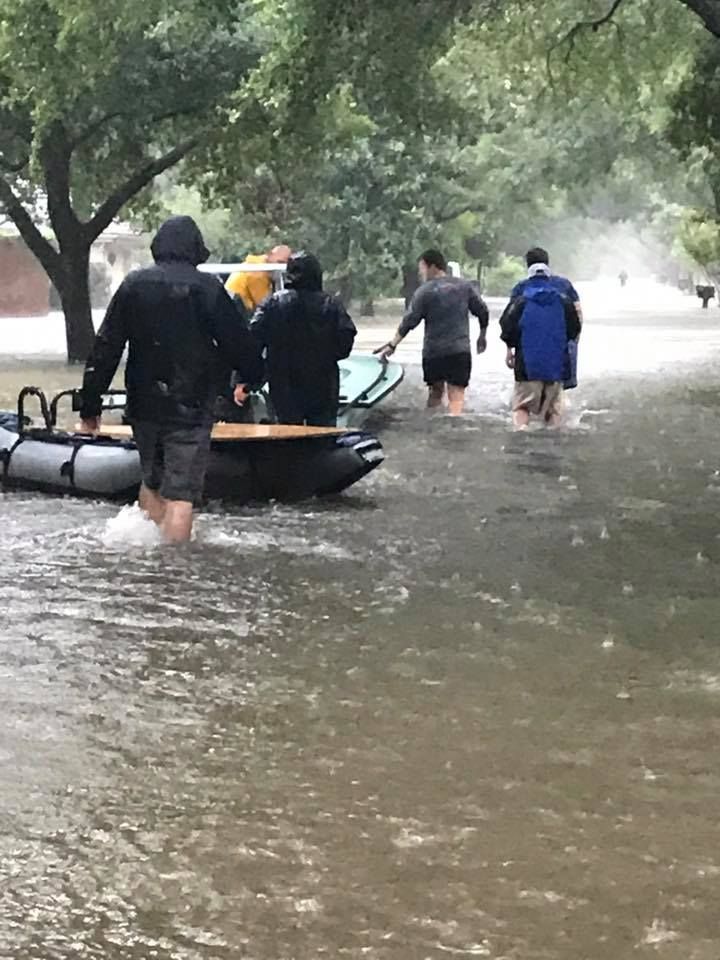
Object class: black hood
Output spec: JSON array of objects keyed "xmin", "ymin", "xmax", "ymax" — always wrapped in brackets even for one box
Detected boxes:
[
  {"xmin": 286, "ymin": 251, "xmax": 323, "ymax": 292},
  {"xmin": 150, "ymin": 215, "xmax": 210, "ymax": 266}
]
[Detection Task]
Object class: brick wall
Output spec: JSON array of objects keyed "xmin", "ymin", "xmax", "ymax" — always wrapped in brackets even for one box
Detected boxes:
[{"xmin": 0, "ymin": 237, "xmax": 50, "ymax": 317}]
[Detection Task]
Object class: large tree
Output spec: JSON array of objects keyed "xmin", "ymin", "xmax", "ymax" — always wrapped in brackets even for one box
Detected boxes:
[
  {"xmin": 5, "ymin": 0, "xmax": 716, "ymax": 362},
  {"xmin": 0, "ymin": 0, "xmax": 260, "ymax": 360},
  {"xmin": 190, "ymin": 0, "xmax": 700, "ymax": 299},
  {"xmin": 0, "ymin": 0, "xmax": 502, "ymax": 360}
]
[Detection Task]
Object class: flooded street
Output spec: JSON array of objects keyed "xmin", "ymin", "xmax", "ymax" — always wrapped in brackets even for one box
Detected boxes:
[{"xmin": 2, "ymin": 282, "xmax": 720, "ymax": 959}]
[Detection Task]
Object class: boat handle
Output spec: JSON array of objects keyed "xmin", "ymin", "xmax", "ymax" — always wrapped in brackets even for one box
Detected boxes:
[{"xmin": 17, "ymin": 387, "xmax": 52, "ymax": 435}]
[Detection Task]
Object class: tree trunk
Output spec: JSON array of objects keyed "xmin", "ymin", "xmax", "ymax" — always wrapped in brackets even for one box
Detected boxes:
[
  {"xmin": 55, "ymin": 244, "xmax": 95, "ymax": 363},
  {"xmin": 401, "ymin": 264, "xmax": 420, "ymax": 307},
  {"xmin": 335, "ymin": 274, "xmax": 353, "ymax": 304},
  {"xmin": 4, "ymin": 123, "xmax": 196, "ymax": 364},
  {"xmin": 360, "ymin": 298, "xmax": 375, "ymax": 317}
]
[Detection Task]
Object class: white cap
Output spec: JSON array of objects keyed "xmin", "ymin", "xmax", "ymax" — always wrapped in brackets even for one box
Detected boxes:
[{"xmin": 528, "ymin": 262, "xmax": 551, "ymax": 278}]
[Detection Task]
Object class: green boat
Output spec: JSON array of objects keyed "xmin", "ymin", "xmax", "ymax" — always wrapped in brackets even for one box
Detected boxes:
[
  {"xmin": 227, "ymin": 353, "xmax": 403, "ymax": 428},
  {"xmin": 337, "ymin": 353, "xmax": 404, "ymax": 427}
]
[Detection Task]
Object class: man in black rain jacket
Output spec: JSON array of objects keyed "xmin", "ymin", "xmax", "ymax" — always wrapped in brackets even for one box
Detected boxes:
[
  {"xmin": 80, "ymin": 215, "xmax": 262, "ymax": 541},
  {"xmin": 249, "ymin": 251, "xmax": 357, "ymax": 426}
]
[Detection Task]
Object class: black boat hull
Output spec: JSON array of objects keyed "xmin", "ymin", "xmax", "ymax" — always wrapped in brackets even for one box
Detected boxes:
[{"xmin": 0, "ymin": 426, "xmax": 384, "ymax": 503}]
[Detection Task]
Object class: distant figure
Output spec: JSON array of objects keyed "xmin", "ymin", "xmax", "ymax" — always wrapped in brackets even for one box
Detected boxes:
[
  {"xmin": 80, "ymin": 216, "xmax": 262, "ymax": 542},
  {"xmin": 619, "ymin": 270, "xmax": 629, "ymax": 288},
  {"xmin": 501, "ymin": 248, "xmax": 582, "ymax": 429},
  {"xmin": 226, "ymin": 244, "xmax": 292, "ymax": 312},
  {"xmin": 696, "ymin": 284, "xmax": 716, "ymax": 309},
  {"xmin": 375, "ymin": 248, "xmax": 489, "ymax": 416},
  {"xmin": 249, "ymin": 252, "xmax": 357, "ymax": 426}
]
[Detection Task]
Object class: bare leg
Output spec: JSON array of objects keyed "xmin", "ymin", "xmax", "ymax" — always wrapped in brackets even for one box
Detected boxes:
[
  {"xmin": 513, "ymin": 408, "xmax": 530, "ymax": 431},
  {"xmin": 139, "ymin": 483, "xmax": 166, "ymax": 524},
  {"xmin": 161, "ymin": 500, "xmax": 194, "ymax": 543},
  {"xmin": 447, "ymin": 385, "xmax": 466, "ymax": 416},
  {"xmin": 544, "ymin": 389, "xmax": 564, "ymax": 429},
  {"xmin": 427, "ymin": 383, "xmax": 445, "ymax": 410}
]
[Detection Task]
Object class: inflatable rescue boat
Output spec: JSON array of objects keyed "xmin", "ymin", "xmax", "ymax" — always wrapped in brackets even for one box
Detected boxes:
[{"xmin": 0, "ymin": 387, "xmax": 385, "ymax": 503}]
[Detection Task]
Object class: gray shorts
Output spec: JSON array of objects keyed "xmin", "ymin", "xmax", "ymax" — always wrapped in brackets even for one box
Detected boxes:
[{"xmin": 132, "ymin": 420, "xmax": 213, "ymax": 503}]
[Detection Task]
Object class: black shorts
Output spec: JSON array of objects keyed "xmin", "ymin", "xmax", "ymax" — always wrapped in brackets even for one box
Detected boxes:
[
  {"xmin": 132, "ymin": 420, "xmax": 213, "ymax": 503},
  {"xmin": 422, "ymin": 352, "xmax": 472, "ymax": 388}
]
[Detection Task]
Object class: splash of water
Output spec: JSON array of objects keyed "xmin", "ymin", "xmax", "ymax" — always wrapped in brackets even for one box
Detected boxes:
[{"xmin": 102, "ymin": 503, "xmax": 162, "ymax": 549}]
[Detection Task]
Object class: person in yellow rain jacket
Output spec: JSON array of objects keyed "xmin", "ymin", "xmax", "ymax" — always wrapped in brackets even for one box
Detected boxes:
[{"xmin": 225, "ymin": 245, "xmax": 292, "ymax": 311}]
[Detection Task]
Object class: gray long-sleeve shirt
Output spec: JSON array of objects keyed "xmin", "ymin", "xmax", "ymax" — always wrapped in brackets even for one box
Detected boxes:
[{"xmin": 398, "ymin": 276, "xmax": 489, "ymax": 359}]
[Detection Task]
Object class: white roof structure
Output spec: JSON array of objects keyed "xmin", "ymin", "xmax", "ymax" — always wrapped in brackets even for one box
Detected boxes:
[{"xmin": 199, "ymin": 262, "xmax": 287, "ymax": 275}]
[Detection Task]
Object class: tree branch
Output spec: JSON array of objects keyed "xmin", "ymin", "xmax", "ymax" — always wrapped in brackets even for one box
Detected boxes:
[
  {"xmin": 70, "ymin": 104, "xmax": 204, "ymax": 152},
  {"xmin": 150, "ymin": 105, "xmax": 211, "ymax": 127},
  {"xmin": 678, "ymin": 0, "xmax": 720, "ymax": 38},
  {"xmin": 70, "ymin": 112, "xmax": 125, "ymax": 151},
  {"xmin": 0, "ymin": 112, "xmax": 32, "ymax": 174},
  {"xmin": 40, "ymin": 123, "xmax": 82, "ymax": 246},
  {"xmin": 585, "ymin": 0, "xmax": 627, "ymax": 30},
  {"xmin": 0, "ymin": 176, "xmax": 61, "ymax": 278},
  {"xmin": 0, "ymin": 153, "xmax": 30, "ymax": 174},
  {"xmin": 85, "ymin": 137, "xmax": 198, "ymax": 240},
  {"xmin": 547, "ymin": 0, "xmax": 628, "ymax": 80},
  {"xmin": 0, "ymin": 110, "xmax": 33, "ymax": 145},
  {"xmin": 435, "ymin": 200, "xmax": 487, "ymax": 223}
]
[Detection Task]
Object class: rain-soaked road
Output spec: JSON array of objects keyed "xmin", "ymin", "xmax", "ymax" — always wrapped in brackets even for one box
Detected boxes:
[{"xmin": 1, "ymin": 281, "xmax": 720, "ymax": 959}]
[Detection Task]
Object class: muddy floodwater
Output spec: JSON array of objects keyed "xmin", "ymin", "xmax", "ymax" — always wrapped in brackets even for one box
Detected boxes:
[{"xmin": 2, "ymin": 281, "xmax": 720, "ymax": 959}]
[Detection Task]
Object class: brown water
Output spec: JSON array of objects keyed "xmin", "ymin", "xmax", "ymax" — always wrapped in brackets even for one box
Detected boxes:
[{"xmin": 2, "ymin": 285, "xmax": 720, "ymax": 959}]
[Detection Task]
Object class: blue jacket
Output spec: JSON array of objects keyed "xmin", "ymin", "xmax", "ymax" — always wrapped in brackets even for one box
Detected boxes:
[
  {"xmin": 511, "ymin": 274, "xmax": 580, "ymax": 303},
  {"xmin": 500, "ymin": 280, "xmax": 581, "ymax": 383}
]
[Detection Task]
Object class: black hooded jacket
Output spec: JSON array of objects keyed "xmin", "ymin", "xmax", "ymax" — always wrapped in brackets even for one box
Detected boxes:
[
  {"xmin": 81, "ymin": 216, "xmax": 262, "ymax": 424},
  {"xmin": 249, "ymin": 252, "xmax": 357, "ymax": 407}
]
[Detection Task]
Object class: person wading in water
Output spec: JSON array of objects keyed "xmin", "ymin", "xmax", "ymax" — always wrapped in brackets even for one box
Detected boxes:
[
  {"xmin": 375, "ymin": 249, "xmax": 489, "ymax": 416},
  {"xmin": 80, "ymin": 216, "xmax": 262, "ymax": 542}
]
